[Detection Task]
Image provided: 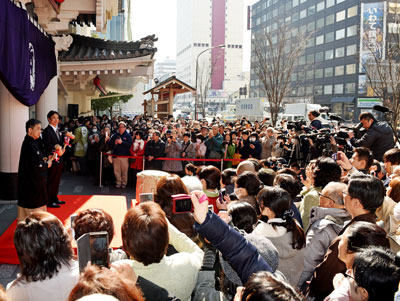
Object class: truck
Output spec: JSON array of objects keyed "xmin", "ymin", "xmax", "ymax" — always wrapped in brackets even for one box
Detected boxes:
[
  {"xmin": 235, "ymin": 98, "xmax": 270, "ymax": 122},
  {"xmin": 283, "ymin": 103, "xmax": 334, "ymax": 125}
]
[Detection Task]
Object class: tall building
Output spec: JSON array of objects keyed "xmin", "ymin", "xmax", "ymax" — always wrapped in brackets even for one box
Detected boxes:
[
  {"xmin": 154, "ymin": 57, "xmax": 177, "ymax": 81},
  {"xmin": 176, "ymin": 0, "xmax": 245, "ymax": 96},
  {"xmin": 250, "ymin": 0, "xmax": 389, "ymax": 121}
]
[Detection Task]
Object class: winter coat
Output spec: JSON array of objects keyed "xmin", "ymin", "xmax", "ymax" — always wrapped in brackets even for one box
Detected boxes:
[
  {"xmin": 250, "ymin": 140, "xmax": 262, "ymax": 159},
  {"xmin": 145, "ymin": 139, "xmax": 165, "ymax": 170},
  {"xmin": 261, "ymin": 136, "xmax": 275, "ymax": 159},
  {"xmin": 375, "ymin": 196, "xmax": 397, "ymax": 233},
  {"xmin": 205, "ymin": 134, "xmax": 223, "ymax": 159},
  {"xmin": 238, "ymin": 139, "xmax": 252, "ymax": 159},
  {"xmin": 129, "ymin": 139, "xmax": 146, "ymax": 170},
  {"xmin": 194, "ymin": 212, "xmax": 273, "ymax": 284},
  {"xmin": 308, "ymin": 213, "xmax": 377, "ymax": 300},
  {"xmin": 350, "ymin": 120, "xmax": 395, "ymax": 161},
  {"xmin": 298, "ymin": 207, "xmax": 351, "ymax": 287},
  {"xmin": 299, "ymin": 186, "xmax": 322, "ymax": 229},
  {"xmin": 163, "ymin": 140, "xmax": 183, "ymax": 172},
  {"xmin": 252, "ymin": 219, "xmax": 305, "ymax": 286},
  {"xmin": 108, "ymin": 130, "xmax": 132, "ymax": 156}
]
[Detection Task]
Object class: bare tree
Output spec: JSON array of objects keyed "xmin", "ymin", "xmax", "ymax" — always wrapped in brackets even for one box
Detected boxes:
[
  {"xmin": 363, "ymin": 5, "xmax": 400, "ymax": 128},
  {"xmin": 252, "ymin": 24, "xmax": 309, "ymax": 126},
  {"xmin": 196, "ymin": 54, "xmax": 222, "ymax": 118}
]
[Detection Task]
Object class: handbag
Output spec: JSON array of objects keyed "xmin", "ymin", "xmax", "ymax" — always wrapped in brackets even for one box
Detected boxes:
[{"xmin": 232, "ymin": 153, "xmax": 242, "ymax": 166}]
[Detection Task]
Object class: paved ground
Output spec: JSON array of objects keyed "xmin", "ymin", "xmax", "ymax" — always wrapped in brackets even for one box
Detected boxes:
[{"xmin": 0, "ymin": 171, "xmax": 136, "ymax": 289}]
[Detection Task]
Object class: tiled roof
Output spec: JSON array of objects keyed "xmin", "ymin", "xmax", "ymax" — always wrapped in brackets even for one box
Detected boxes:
[{"xmin": 59, "ymin": 34, "xmax": 157, "ymax": 61}]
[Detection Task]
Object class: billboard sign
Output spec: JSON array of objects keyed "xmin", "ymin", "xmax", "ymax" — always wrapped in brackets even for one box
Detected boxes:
[{"xmin": 359, "ymin": 2, "xmax": 386, "ymax": 72}]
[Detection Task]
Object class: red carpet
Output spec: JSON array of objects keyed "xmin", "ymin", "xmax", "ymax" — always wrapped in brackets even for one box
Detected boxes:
[{"xmin": 0, "ymin": 195, "xmax": 128, "ymax": 264}]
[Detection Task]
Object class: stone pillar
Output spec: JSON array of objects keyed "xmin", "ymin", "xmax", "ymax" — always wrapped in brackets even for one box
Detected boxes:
[
  {"xmin": 0, "ymin": 81, "xmax": 29, "ymax": 200},
  {"xmin": 35, "ymin": 76, "xmax": 58, "ymax": 126}
]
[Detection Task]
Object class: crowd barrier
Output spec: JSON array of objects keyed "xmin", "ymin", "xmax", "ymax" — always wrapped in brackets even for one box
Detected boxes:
[{"xmin": 99, "ymin": 152, "xmax": 244, "ymax": 187}]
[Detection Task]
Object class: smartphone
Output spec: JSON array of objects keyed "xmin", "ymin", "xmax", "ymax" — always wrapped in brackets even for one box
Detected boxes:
[
  {"xmin": 219, "ymin": 189, "xmax": 226, "ymax": 204},
  {"xmin": 172, "ymin": 194, "xmax": 193, "ymax": 214},
  {"xmin": 139, "ymin": 193, "xmax": 154, "ymax": 203},
  {"xmin": 77, "ymin": 231, "xmax": 110, "ymax": 272},
  {"xmin": 300, "ymin": 168, "xmax": 307, "ymax": 180},
  {"xmin": 70, "ymin": 214, "xmax": 78, "ymax": 228}
]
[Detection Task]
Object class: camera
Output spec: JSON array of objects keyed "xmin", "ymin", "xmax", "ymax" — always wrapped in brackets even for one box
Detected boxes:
[
  {"xmin": 287, "ymin": 120, "xmax": 306, "ymax": 131},
  {"xmin": 77, "ymin": 231, "xmax": 110, "ymax": 272}
]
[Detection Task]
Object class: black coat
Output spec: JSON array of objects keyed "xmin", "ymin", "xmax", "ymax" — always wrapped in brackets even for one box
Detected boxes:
[
  {"xmin": 42, "ymin": 125, "xmax": 63, "ymax": 157},
  {"xmin": 145, "ymin": 139, "xmax": 165, "ymax": 170},
  {"xmin": 17, "ymin": 136, "xmax": 48, "ymax": 209}
]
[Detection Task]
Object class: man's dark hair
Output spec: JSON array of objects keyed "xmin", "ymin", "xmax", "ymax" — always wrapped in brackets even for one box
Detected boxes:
[
  {"xmin": 73, "ymin": 209, "xmax": 114, "ymax": 242},
  {"xmin": 228, "ymin": 202, "xmax": 258, "ymax": 234},
  {"xmin": 348, "ymin": 174, "xmax": 385, "ymax": 213},
  {"xmin": 290, "ymin": 162, "xmax": 300, "ymax": 171},
  {"xmin": 353, "ymin": 247, "xmax": 400, "ymax": 301},
  {"xmin": 153, "ymin": 130, "xmax": 161, "ymax": 137},
  {"xmin": 257, "ymin": 168, "xmax": 276, "ymax": 186},
  {"xmin": 242, "ymin": 271, "xmax": 302, "ymax": 301},
  {"xmin": 235, "ymin": 171, "xmax": 263, "ymax": 196},
  {"xmin": 25, "ymin": 119, "xmax": 41, "ymax": 133},
  {"xmin": 273, "ymin": 174, "xmax": 302, "ymax": 199},
  {"xmin": 47, "ymin": 110, "xmax": 60, "ymax": 120},
  {"xmin": 346, "ymin": 222, "xmax": 389, "ymax": 253},
  {"xmin": 78, "ymin": 116, "xmax": 85, "ymax": 124},
  {"xmin": 221, "ymin": 168, "xmax": 237, "ymax": 186},
  {"xmin": 359, "ymin": 112, "xmax": 375, "ymax": 121},
  {"xmin": 313, "ymin": 157, "xmax": 342, "ymax": 188},
  {"xmin": 383, "ymin": 148, "xmax": 400, "ymax": 165},
  {"xmin": 183, "ymin": 132, "xmax": 191, "ymax": 138},
  {"xmin": 354, "ymin": 147, "xmax": 374, "ymax": 169},
  {"xmin": 309, "ymin": 110, "xmax": 320, "ymax": 117},
  {"xmin": 14, "ymin": 212, "xmax": 73, "ymax": 281}
]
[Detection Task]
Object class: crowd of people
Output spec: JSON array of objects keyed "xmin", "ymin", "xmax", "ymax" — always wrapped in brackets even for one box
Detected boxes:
[{"xmin": 5, "ymin": 109, "xmax": 400, "ymax": 300}]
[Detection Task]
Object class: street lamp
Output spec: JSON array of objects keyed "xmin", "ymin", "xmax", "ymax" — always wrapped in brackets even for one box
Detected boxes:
[{"xmin": 195, "ymin": 44, "xmax": 225, "ymax": 119}]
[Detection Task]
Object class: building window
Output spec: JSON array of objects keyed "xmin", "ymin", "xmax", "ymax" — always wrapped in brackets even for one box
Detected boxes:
[
  {"xmin": 293, "ymin": 0, "xmax": 299, "ymax": 7},
  {"xmin": 293, "ymin": 12, "xmax": 299, "ymax": 22},
  {"xmin": 348, "ymin": 5, "xmax": 358, "ymax": 18},
  {"xmin": 336, "ymin": 29, "xmax": 345, "ymax": 40},
  {"xmin": 335, "ymin": 47, "xmax": 345, "ymax": 58},
  {"xmin": 326, "ymin": 0, "xmax": 334, "ymax": 8},
  {"xmin": 291, "ymin": 73, "xmax": 297, "ymax": 82},
  {"xmin": 345, "ymin": 83, "xmax": 356, "ymax": 94},
  {"xmin": 306, "ymin": 85, "xmax": 314, "ymax": 95},
  {"xmin": 337, "ymin": 0, "xmax": 345, "ymax": 4},
  {"xmin": 291, "ymin": 27, "xmax": 298, "ymax": 37},
  {"xmin": 347, "ymin": 44, "xmax": 357, "ymax": 56},
  {"xmin": 315, "ymin": 69, "xmax": 323, "ymax": 78},
  {"xmin": 334, "ymin": 84, "xmax": 344, "ymax": 94},
  {"xmin": 336, "ymin": 10, "xmax": 346, "ymax": 22},
  {"xmin": 300, "ymin": 0, "xmax": 307, "ymax": 3},
  {"xmin": 307, "ymin": 21, "xmax": 315, "ymax": 31},
  {"xmin": 326, "ymin": 14, "xmax": 335, "ymax": 26},
  {"xmin": 300, "ymin": 9, "xmax": 307, "ymax": 19},
  {"xmin": 299, "ymin": 56, "xmax": 306, "ymax": 65},
  {"xmin": 273, "ymin": 8, "xmax": 278, "ymax": 17},
  {"xmin": 306, "ymin": 70, "xmax": 314, "ymax": 80},
  {"xmin": 315, "ymin": 85, "xmax": 323, "ymax": 95},
  {"xmin": 285, "ymin": 2, "xmax": 292, "ymax": 11},
  {"xmin": 306, "ymin": 38, "xmax": 315, "ymax": 48},
  {"xmin": 347, "ymin": 25, "xmax": 357, "ymax": 37},
  {"xmin": 325, "ymin": 67, "xmax": 333, "ymax": 77},
  {"xmin": 324, "ymin": 85, "xmax": 333, "ymax": 94},
  {"xmin": 307, "ymin": 54, "xmax": 314, "ymax": 64},
  {"xmin": 316, "ymin": 18, "xmax": 324, "ymax": 29},
  {"xmin": 325, "ymin": 32, "xmax": 334, "ymax": 43},
  {"xmin": 346, "ymin": 64, "xmax": 356, "ymax": 74},
  {"xmin": 285, "ymin": 16, "xmax": 291, "ymax": 23},
  {"xmin": 316, "ymin": 51, "xmax": 324, "ymax": 62},
  {"xmin": 308, "ymin": 5, "xmax": 316, "ymax": 15},
  {"xmin": 316, "ymin": 35, "xmax": 324, "ymax": 45},
  {"xmin": 298, "ymin": 86, "xmax": 305, "ymax": 95},
  {"xmin": 317, "ymin": 1, "xmax": 325, "ymax": 12},
  {"xmin": 325, "ymin": 49, "xmax": 334, "ymax": 60},
  {"xmin": 335, "ymin": 65, "xmax": 344, "ymax": 76}
]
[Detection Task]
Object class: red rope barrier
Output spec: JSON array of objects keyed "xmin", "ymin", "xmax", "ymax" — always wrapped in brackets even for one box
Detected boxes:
[{"xmin": 101, "ymin": 152, "xmax": 245, "ymax": 162}]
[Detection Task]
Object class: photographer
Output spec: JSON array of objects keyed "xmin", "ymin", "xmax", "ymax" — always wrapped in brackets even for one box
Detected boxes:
[
  {"xmin": 307, "ymin": 110, "xmax": 323, "ymax": 130},
  {"xmin": 348, "ymin": 112, "xmax": 395, "ymax": 161}
]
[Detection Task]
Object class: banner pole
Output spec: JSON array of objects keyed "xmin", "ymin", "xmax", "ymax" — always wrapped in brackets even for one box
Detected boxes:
[
  {"xmin": 142, "ymin": 156, "xmax": 145, "ymax": 171},
  {"xmin": 221, "ymin": 158, "xmax": 224, "ymax": 171}
]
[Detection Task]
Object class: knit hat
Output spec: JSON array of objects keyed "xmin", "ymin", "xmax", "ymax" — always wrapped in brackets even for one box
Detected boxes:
[{"xmin": 220, "ymin": 231, "xmax": 279, "ymax": 286}]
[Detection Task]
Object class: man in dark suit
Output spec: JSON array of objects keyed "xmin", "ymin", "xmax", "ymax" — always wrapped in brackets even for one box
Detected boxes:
[
  {"xmin": 18, "ymin": 119, "xmax": 53, "ymax": 221},
  {"xmin": 42, "ymin": 110, "xmax": 66, "ymax": 208}
]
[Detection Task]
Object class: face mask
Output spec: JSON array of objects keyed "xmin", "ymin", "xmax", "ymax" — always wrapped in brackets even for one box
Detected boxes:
[
  {"xmin": 92, "ymin": 128, "xmax": 97, "ymax": 133},
  {"xmin": 234, "ymin": 188, "xmax": 242, "ymax": 198},
  {"xmin": 250, "ymin": 137, "xmax": 256, "ymax": 142},
  {"xmin": 126, "ymin": 129, "xmax": 130, "ymax": 134}
]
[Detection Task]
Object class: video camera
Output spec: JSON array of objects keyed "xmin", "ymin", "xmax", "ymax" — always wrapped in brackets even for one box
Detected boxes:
[{"xmin": 287, "ymin": 119, "xmax": 307, "ymax": 131}]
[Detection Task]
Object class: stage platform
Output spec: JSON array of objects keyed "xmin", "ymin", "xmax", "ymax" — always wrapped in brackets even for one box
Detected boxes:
[{"xmin": 0, "ymin": 195, "xmax": 128, "ymax": 264}]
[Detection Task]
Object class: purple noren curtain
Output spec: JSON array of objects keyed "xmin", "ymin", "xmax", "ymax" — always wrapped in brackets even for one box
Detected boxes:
[{"xmin": 0, "ymin": 0, "xmax": 57, "ymax": 107}]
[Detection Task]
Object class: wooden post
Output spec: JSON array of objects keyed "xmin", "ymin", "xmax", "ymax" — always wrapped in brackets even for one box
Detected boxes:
[{"xmin": 169, "ymin": 86, "xmax": 174, "ymax": 116}]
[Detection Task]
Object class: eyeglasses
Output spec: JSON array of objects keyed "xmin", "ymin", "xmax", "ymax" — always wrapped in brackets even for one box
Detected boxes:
[{"xmin": 318, "ymin": 192, "xmax": 335, "ymax": 202}]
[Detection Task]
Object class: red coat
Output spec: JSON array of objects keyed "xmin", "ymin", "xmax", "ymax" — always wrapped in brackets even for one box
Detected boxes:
[{"xmin": 129, "ymin": 140, "xmax": 146, "ymax": 170}]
